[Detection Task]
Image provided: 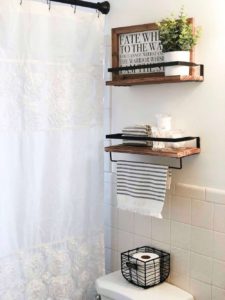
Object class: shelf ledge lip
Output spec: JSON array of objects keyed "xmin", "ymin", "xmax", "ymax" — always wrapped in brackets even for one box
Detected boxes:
[
  {"xmin": 105, "ymin": 144, "xmax": 201, "ymax": 159},
  {"xmin": 106, "ymin": 75, "xmax": 204, "ymax": 86}
]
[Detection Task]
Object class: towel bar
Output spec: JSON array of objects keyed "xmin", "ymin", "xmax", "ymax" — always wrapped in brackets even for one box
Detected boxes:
[{"xmin": 109, "ymin": 152, "xmax": 183, "ymax": 169}]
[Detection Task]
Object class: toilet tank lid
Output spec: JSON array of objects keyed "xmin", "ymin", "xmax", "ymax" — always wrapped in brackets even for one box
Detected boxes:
[{"xmin": 96, "ymin": 271, "xmax": 194, "ymax": 300}]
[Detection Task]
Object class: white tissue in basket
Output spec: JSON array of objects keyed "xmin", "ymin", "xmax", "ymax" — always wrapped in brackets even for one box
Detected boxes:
[{"xmin": 131, "ymin": 252, "xmax": 160, "ymax": 286}]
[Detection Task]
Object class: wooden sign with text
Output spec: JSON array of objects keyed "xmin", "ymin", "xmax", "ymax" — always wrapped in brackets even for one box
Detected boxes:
[
  {"xmin": 111, "ymin": 23, "xmax": 164, "ymax": 81},
  {"xmin": 110, "ymin": 20, "xmax": 195, "ymax": 83}
]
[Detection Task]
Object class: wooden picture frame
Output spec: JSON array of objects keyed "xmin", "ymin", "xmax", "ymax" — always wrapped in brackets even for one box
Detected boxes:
[{"xmin": 110, "ymin": 19, "xmax": 195, "ymax": 82}]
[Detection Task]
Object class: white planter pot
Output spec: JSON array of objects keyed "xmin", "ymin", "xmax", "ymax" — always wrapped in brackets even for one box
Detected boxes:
[{"xmin": 164, "ymin": 51, "xmax": 190, "ymax": 76}]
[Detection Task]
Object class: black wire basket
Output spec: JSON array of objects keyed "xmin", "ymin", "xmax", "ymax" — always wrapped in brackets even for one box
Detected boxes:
[{"xmin": 121, "ymin": 246, "xmax": 170, "ymax": 289}]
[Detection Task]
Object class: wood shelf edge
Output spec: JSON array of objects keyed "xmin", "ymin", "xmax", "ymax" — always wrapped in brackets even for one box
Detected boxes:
[
  {"xmin": 106, "ymin": 75, "xmax": 204, "ymax": 86},
  {"xmin": 105, "ymin": 144, "xmax": 201, "ymax": 158}
]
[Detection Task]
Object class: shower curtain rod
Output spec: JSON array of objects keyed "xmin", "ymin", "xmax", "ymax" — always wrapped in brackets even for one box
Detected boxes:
[{"xmin": 51, "ymin": 0, "xmax": 110, "ymax": 14}]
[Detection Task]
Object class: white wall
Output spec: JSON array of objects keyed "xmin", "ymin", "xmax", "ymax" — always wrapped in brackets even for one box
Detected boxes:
[
  {"xmin": 105, "ymin": 0, "xmax": 225, "ymax": 189},
  {"xmin": 103, "ymin": 1, "xmax": 225, "ymax": 300}
]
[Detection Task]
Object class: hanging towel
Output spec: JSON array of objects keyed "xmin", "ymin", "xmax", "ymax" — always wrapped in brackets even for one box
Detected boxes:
[
  {"xmin": 122, "ymin": 125, "xmax": 153, "ymax": 147},
  {"xmin": 117, "ymin": 161, "xmax": 169, "ymax": 217}
]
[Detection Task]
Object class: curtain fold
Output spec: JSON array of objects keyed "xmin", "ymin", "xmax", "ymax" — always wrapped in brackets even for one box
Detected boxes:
[{"xmin": 0, "ymin": 1, "xmax": 104, "ymax": 299}]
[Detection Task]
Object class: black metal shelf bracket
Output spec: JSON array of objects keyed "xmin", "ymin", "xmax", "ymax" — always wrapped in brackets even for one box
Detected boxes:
[
  {"xmin": 170, "ymin": 157, "xmax": 183, "ymax": 170},
  {"xmin": 108, "ymin": 61, "xmax": 204, "ymax": 77},
  {"xmin": 106, "ymin": 134, "xmax": 201, "ymax": 147},
  {"xmin": 106, "ymin": 134, "xmax": 201, "ymax": 170},
  {"xmin": 109, "ymin": 152, "xmax": 183, "ymax": 170},
  {"xmin": 51, "ymin": 0, "xmax": 110, "ymax": 14}
]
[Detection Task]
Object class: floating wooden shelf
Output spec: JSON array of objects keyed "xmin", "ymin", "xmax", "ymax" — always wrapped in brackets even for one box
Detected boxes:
[
  {"xmin": 105, "ymin": 144, "xmax": 201, "ymax": 158},
  {"xmin": 106, "ymin": 75, "xmax": 204, "ymax": 86}
]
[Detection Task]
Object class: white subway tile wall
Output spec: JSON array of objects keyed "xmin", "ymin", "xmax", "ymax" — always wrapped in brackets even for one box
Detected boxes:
[
  {"xmin": 212, "ymin": 286, "xmax": 225, "ymax": 300},
  {"xmin": 190, "ymin": 279, "xmax": 212, "ymax": 300},
  {"xmin": 104, "ymin": 178, "xmax": 225, "ymax": 299}
]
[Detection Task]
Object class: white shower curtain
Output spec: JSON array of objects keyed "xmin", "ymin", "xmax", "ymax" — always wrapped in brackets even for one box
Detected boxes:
[{"xmin": 0, "ymin": 1, "xmax": 104, "ymax": 299}]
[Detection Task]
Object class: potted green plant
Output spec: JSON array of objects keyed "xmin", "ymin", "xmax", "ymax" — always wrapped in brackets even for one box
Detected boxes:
[{"xmin": 157, "ymin": 8, "xmax": 201, "ymax": 76}]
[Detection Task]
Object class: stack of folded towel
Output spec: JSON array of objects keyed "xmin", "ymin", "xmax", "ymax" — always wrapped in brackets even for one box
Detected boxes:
[{"xmin": 122, "ymin": 125, "xmax": 153, "ymax": 147}]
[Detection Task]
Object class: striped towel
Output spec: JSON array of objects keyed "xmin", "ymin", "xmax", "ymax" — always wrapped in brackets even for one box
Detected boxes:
[
  {"xmin": 122, "ymin": 125, "xmax": 153, "ymax": 147},
  {"xmin": 117, "ymin": 161, "xmax": 169, "ymax": 217}
]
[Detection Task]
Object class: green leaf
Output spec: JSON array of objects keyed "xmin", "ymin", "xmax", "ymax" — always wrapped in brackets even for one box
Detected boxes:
[{"xmin": 158, "ymin": 7, "xmax": 201, "ymax": 52}]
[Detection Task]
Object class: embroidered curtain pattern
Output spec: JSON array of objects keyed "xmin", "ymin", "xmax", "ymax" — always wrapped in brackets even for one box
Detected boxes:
[{"xmin": 0, "ymin": 1, "xmax": 104, "ymax": 299}]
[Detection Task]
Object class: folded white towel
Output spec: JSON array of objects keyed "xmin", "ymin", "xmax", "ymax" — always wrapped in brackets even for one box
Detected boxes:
[
  {"xmin": 117, "ymin": 161, "xmax": 169, "ymax": 217},
  {"xmin": 122, "ymin": 131, "xmax": 149, "ymax": 136},
  {"xmin": 123, "ymin": 125, "xmax": 151, "ymax": 130},
  {"xmin": 123, "ymin": 140, "xmax": 148, "ymax": 146},
  {"xmin": 122, "ymin": 125, "xmax": 153, "ymax": 147}
]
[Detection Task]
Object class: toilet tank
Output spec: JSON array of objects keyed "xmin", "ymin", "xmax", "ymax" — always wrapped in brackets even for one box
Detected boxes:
[{"xmin": 96, "ymin": 271, "xmax": 194, "ymax": 300}]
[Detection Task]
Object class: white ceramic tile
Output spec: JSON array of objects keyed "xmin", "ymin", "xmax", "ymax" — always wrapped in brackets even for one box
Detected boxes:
[
  {"xmin": 104, "ymin": 181, "xmax": 225, "ymax": 300},
  {"xmin": 206, "ymin": 188, "xmax": 225, "ymax": 205},
  {"xmin": 212, "ymin": 260, "xmax": 225, "ymax": 289},
  {"xmin": 104, "ymin": 204, "xmax": 118, "ymax": 228},
  {"xmin": 104, "ymin": 50, "xmax": 112, "ymax": 81},
  {"xmin": 104, "ymin": 204, "xmax": 111, "ymax": 226},
  {"xmin": 104, "ymin": 139, "xmax": 111, "ymax": 147},
  {"xmin": 111, "ymin": 183, "xmax": 117, "ymax": 207},
  {"xmin": 191, "ymin": 226, "xmax": 213, "ymax": 257},
  {"xmin": 118, "ymin": 209, "xmax": 134, "ymax": 233},
  {"xmin": 169, "ymin": 272, "xmax": 190, "ymax": 292},
  {"xmin": 104, "ymin": 226, "xmax": 109, "ymax": 248},
  {"xmin": 171, "ymin": 221, "xmax": 191, "ymax": 250},
  {"xmin": 104, "ymin": 226, "xmax": 118, "ymax": 250},
  {"xmin": 133, "ymin": 234, "xmax": 151, "ymax": 249},
  {"xmin": 214, "ymin": 205, "xmax": 225, "ymax": 233},
  {"xmin": 112, "ymin": 206, "xmax": 118, "ymax": 228},
  {"xmin": 104, "ymin": 86, "xmax": 111, "ymax": 110},
  {"xmin": 212, "ymin": 286, "xmax": 225, "ymax": 300},
  {"xmin": 213, "ymin": 232, "xmax": 225, "ymax": 261},
  {"xmin": 104, "ymin": 152, "xmax": 111, "ymax": 173},
  {"xmin": 168, "ymin": 183, "xmax": 175, "ymax": 197},
  {"xmin": 104, "ymin": 172, "xmax": 113, "ymax": 183},
  {"xmin": 104, "ymin": 33, "xmax": 110, "ymax": 45},
  {"xmin": 112, "ymin": 250, "xmax": 120, "ymax": 272},
  {"xmin": 104, "ymin": 179, "xmax": 116, "ymax": 206},
  {"xmin": 190, "ymin": 252, "xmax": 213, "ymax": 284},
  {"xmin": 118, "ymin": 230, "xmax": 134, "ymax": 253},
  {"xmin": 105, "ymin": 247, "xmax": 112, "ymax": 271},
  {"xmin": 191, "ymin": 199, "xmax": 213, "ymax": 229},
  {"xmin": 134, "ymin": 213, "xmax": 151, "ymax": 238},
  {"xmin": 171, "ymin": 247, "xmax": 190, "ymax": 275},
  {"xmin": 190, "ymin": 279, "xmax": 212, "ymax": 300},
  {"xmin": 104, "ymin": 108, "xmax": 111, "ymax": 134},
  {"xmin": 175, "ymin": 183, "xmax": 205, "ymax": 200},
  {"xmin": 161, "ymin": 194, "xmax": 171, "ymax": 219},
  {"xmin": 171, "ymin": 196, "xmax": 191, "ymax": 224},
  {"xmin": 104, "ymin": 177, "xmax": 111, "ymax": 190},
  {"xmin": 151, "ymin": 239, "xmax": 171, "ymax": 252},
  {"xmin": 151, "ymin": 217, "xmax": 170, "ymax": 244}
]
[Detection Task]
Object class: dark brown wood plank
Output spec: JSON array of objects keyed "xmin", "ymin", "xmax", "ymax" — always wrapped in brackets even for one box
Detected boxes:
[
  {"xmin": 105, "ymin": 144, "xmax": 200, "ymax": 158},
  {"xmin": 106, "ymin": 75, "xmax": 204, "ymax": 86}
]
